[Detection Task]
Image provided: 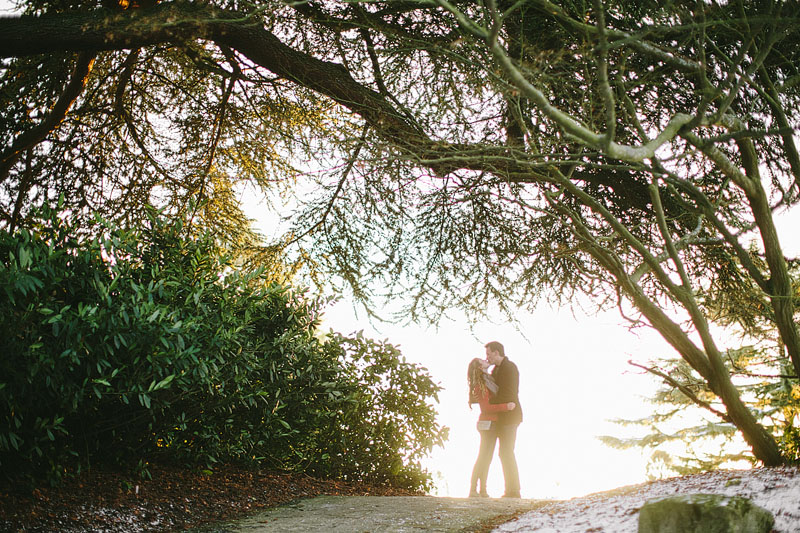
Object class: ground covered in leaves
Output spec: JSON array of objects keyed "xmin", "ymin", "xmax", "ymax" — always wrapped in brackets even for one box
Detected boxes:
[{"xmin": 0, "ymin": 463, "xmax": 420, "ymax": 532}]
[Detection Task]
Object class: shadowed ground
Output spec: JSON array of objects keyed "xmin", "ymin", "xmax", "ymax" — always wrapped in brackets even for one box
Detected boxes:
[{"xmin": 0, "ymin": 465, "xmax": 427, "ymax": 532}]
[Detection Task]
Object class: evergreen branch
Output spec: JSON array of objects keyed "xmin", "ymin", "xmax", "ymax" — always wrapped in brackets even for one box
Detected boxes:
[
  {"xmin": 628, "ymin": 360, "xmax": 732, "ymax": 423},
  {"xmin": 481, "ymin": 0, "xmax": 693, "ymax": 162},
  {"xmin": 0, "ymin": 51, "xmax": 96, "ymax": 186},
  {"xmin": 593, "ymin": 0, "xmax": 616, "ymax": 146}
]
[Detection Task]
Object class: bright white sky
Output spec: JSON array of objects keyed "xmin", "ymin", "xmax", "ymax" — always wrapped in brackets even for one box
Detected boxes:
[
  {"xmin": 321, "ymin": 298, "xmax": 660, "ymax": 499},
  {"xmin": 244, "ymin": 192, "xmax": 800, "ymax": 500},
  {"xmin": 321, "ymin": 206, "xmax": 800, "ymax": 499},
  {"xmin": 237, "ymin": 181, "xmax": 659, "ymax": 498}
]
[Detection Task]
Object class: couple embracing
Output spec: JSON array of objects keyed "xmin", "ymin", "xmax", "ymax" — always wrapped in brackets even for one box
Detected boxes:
[{"xmin": 467, "ymin": 341, "xmax": 522, "ymax": 498}]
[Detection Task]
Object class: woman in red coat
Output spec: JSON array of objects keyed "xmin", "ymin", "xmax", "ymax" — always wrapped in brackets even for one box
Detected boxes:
[{"xmin": 467, "ymin": 357, "xmax": 516, "ymax": 497}]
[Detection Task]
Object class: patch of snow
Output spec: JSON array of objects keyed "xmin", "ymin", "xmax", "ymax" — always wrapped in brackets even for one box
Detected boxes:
[{"xmin": 495, "ymin": 467, "xmax": 800, "ymax": 533}]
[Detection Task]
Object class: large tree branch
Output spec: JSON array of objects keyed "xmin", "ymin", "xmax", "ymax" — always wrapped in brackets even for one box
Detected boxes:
[
  {"xmin": 0, "ymin": 3, "xmax": 677, "ymax": 216},
  {"xmin": 543, "ymin": 182, "xmax": 715, "ymax": 381},
  {"xmin": 0, "ymin": 5, "xmax": 444, "ymax": 158},
  {"xmin": 546, "ymin": 174, "xmax": 785, "ymax": 465},
  {"xmin": 0, "ymin": 51, "xmax": 96, "ymax": 184},
  {"xmin": 474, "ymin": 0, "xmax": 695, "ymax": 163},
  {"xmin": 684, "ymin": 120, "xmax": 800, "ymax": 380}
]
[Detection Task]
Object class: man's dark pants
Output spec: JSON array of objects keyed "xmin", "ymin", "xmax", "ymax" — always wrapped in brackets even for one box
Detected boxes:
[{"xmin": 497, "ymin": 423, "xmax": 520, "ymax": 497}]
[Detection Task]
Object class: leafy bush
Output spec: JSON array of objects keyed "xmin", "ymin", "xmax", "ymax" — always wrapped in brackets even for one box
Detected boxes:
[
  {"xmin": 300, "ymin": 333, "xmax": 449, "ymax": 489},
  {"xmin": 0, "ymin": 206, "xmax": 447, "ymax": 490}
]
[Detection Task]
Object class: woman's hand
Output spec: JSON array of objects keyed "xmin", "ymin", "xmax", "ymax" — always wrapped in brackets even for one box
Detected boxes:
[{"xmin": 507, "ymin": 402, "xmax": 516, "ymax": 410}]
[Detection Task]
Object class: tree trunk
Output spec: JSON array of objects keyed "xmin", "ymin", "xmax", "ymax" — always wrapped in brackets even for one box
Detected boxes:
[{"xmin": 614, "ymin": 252, "xmax": 786, "ymax": 466}]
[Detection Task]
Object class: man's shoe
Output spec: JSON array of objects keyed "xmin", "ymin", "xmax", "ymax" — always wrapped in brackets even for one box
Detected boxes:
[
  {"xmin": 479, "ymin": 492, "xmax": 490, "ymax": 498},
  {"xmin": 468, "ymin": 490, "xmax": 480, "ymax": 498},
  {"xmin": 501, "ymin": 492, "xmax": 521, "ymax": 498}
]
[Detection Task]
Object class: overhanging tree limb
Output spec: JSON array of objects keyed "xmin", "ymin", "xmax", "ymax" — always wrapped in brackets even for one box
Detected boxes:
[
  {"xmin": 683, "ymin": 126, "xmax": 800, "ymax": 381},
  {"xmin": 0, "ymin": 51, "xmax": 96, "ymax": 186},
  {"xmin": 476, "ymin": 0, "xmax": 696, "ymax": 162},
  {"xmin": 545, "ymin": 172, "xmax": 785, "ymax": 466},
  {"xmin": 0, "ymin": 3, "xmax": 680, "ymax": 215}
]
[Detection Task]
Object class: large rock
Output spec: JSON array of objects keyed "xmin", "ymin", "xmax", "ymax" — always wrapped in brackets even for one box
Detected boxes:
[{"xmin": 637, "ymin": 493, "xmax": 774, "ymax": 533}]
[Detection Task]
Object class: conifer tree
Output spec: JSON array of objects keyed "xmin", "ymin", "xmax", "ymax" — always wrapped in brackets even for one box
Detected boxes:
[{"xmin": 2, "ymin": 1, "xmax": 799, "ymax": 466}]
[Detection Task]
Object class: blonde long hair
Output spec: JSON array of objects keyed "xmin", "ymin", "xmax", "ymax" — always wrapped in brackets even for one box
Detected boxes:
[{"xmin": 468, "ymin": 357, "xmax": 487, "ymax": 404}]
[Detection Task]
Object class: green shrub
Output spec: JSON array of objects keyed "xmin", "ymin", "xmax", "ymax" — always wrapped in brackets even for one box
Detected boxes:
[
  {"xmin": 298, "ymin": 333, "xmax": 449, "ymax": 490},
  {"xmin": 0, "ymin": 206, "xmax": 447, "ymax": 490}
]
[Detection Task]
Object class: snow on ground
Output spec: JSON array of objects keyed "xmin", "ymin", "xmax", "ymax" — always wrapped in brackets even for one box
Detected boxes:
[{"xmin": 495, "ymin": 467, "xmax": 800, "ymax": 532}]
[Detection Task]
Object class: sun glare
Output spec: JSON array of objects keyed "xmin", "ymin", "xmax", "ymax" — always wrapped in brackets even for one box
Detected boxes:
[{"xmin": 322, "ymin": 299, "xmax": 658, "ymax": 499}]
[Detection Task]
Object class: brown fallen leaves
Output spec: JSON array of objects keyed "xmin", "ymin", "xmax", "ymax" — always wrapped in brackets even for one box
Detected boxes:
[{"xmin": 1, "ymin": 463, "xmax": 421, "ymax": 532}]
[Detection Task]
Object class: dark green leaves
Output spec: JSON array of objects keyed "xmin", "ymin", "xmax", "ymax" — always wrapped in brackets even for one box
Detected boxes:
[{"xmin": 0, "ymin": 206, "xmax": 446, "ymax": 490}]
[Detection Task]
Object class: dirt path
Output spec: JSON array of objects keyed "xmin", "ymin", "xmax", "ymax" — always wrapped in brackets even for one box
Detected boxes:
[{"xmin": 194, "ymin": 495, "xmax": 546, "ymax": 532}]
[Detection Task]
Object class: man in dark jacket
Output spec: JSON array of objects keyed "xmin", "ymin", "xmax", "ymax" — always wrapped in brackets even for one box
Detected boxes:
[{"xmin": 486, "ymin": 341, "xmax": 522, "ymax": 498}]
